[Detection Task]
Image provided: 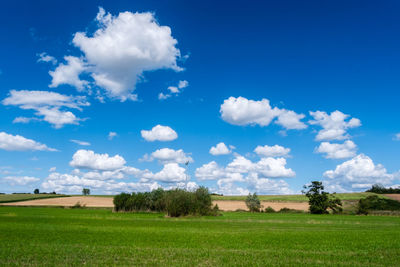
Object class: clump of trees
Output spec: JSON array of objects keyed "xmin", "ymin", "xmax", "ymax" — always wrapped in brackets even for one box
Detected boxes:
[
  {"xmin": 366, "ymin": 184, "xmax": 400, "ymax": 194},
  {"xmin": 357, "ymin": 195, "xmax": 400, "ymax": 215},
  {"xmin": 82, "ymin": 188, "xmax": 90, "ymax": 196},
  {"xmin": 34, "ymin": 189, "xmax": 39, "ymax": 194},
  {"xmin": 245, "ymin": 193, "xmax": 261, "ymax": 212},
  {"xmin": 113, "ymin": 187, "xmax": 219, "ymax": 217},
  {"xmin": 302, "ymin": 181, "xmax": 342, "ymax": 214}
]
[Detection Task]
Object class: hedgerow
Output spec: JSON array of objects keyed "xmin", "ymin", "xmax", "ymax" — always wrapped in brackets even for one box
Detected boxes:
[{"xmin": 113, "ymin": 187, "xmax": 219, "ymax": 217}]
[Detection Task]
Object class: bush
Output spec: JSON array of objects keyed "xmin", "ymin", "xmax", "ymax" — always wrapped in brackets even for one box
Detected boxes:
[
  {"xmin": 245, "ymin": 193, "xmax": 261, "ymax": 212},
  {"xmin": 303, "ymin": 181, "xmax": 342, "ymax": 214},
  {"xmin": 164, "ymin": 189, "xmax": 194, "ymax": 217},
  {"xmin": 278, "ymin": 208, "xmax": 303, "ymax": 213},
  {"xmin": 357, "ymin": 195, "xmax": 400, "ymax": 215},
  {"xmin": 34, "ymin": 189, "xmax": 39, "ymax": 194},
  {"xmin": 264, "ymin": 206, "xmax": 276, "ymax": 213},
  {"xmin": 113, "ymin": 192, "xmax": 131, "ymax": 212}
]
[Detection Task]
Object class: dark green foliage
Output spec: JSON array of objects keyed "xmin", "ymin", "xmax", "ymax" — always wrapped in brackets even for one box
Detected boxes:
[
  {"xmin": 357, "ymin": 195, "xmax": 400, "ymax": 215},
  {"xmin": 82, "ymin": 188, "xmax": 90, "ymax": 196},
  {"xmin": 366, "ymin": 184, "xmax": 400, "ymax": 194},
  {"xmin": 193, "ymin": 186, "xmax": 213, "ymax": 215},
  {"xmin": 278, "ymin": 208, "xmax": 304, "ymax": 213},
  {"xmin": 264, "ymin": 206, "xmax": 276, "ymax": 213},
  {"xmin": 113, "ymin": 187, "xmax": 215, "ymax": 217},
  {"xmin": 303, "ymin": 181, "xmax": 342, "ymax": 214},
  {"xmin": 71, "ymin": 202, "xmax": 85, "ymax": 209},
  {"xmin": 113, "ymin": 192, "xmax": 131, "ymax": 212},
  {"xmin": 245, "ymin": 193, "xmax": 261, "ymax": 212},
  {"xmin": 164, "ymin": 189, "xmax": 194, "ymax": 217},
  {"xmin": 33, "ymin": 189, "xmax": 39, "ymax": 194}
]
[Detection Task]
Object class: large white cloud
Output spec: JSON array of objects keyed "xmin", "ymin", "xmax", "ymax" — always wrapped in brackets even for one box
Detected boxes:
[
  {"xmin": 141, "ymin": 125, "xmax": 178, "ymax": 142},
  {"xmin": 70, "ymin": 150, "xmax": 126, "ymax": 171},
  {"xmin": 0, "ymin": 132, "xmax": 56, "ymax": 151},
  {"xmin": 195, "ymin": 154, "xmax": 295, "ymax": 195},
  {"xmin": 41, "ymin": 171, "xmax": 160, "ymax": 194},
  {"xmin": 149, "ymin": 148, "xmax": 193, "ymax": 164},
  {"xmin": 50, "ymin": 7, "xmax": 182, "ymax": 101},
  {"xmin": 209, "ymin": 142, "xmax": 232, "ymax": 155},
  {"xmin": 195, "ymin": 161, "xmax": 226, "ymax": 181},
  {"xmin": 316, "ymin": 140, "xmax": 357, "ymax": 159},
  {"xmin": 323, "ymin": 154, "xmax": 398, "ymax": 192},
  {"xmin": 142, "ymin": 163, "xmax": 187, "ymax": 183},
  {"xmin": 220, "ymin": 96, "xmax": 307, "ymax": 130},
  {"xmin": 2, "ymin": 176, "xmax": 40, "ymax": 186},
  {"xmin": 309, "ymin": 110, "xmax": 361, "ymax": 141},
  {"xmin": 2, "ymin": 90, "xmax": 89, "ymax": 128},
  {"xmin": 254, "ymin": 145, "xmax": 290, "ymax": 157}
]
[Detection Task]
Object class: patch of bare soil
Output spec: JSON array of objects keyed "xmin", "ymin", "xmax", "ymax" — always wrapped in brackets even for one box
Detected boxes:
[
  {"xmin": 213, "ymin": 200, "xmax": 309, "ymax": 211},
  {"xmin": 1, "ymin": 196, "xmax": 114, "ymax": 207},
  {"xmin": 1, "ymin": 197, "xmax": 309, "ymax": 211},
  {"xmin": 384, "ymin": 194, "xmax": 400, "ymax": 202}
]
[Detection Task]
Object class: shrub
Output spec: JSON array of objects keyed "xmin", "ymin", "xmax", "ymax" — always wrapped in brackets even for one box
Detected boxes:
[
  {"xmin": 245, "ymin": 193, "xmax": 261, "ymax": 212},
  {"xmin": 193, "ymin": 186, "xmax": 213, "ymax": 215},
  {"xmin": 303, "ymin": 181, "xmax": 342, "ymax": 214},
  {"xmin": 357, "ymin": 195, "xmax": 400, "ymax": 215},
  {"xmin": 164, "ymin": 189, "xmax": 194, "ymax": 217},
  {"xmin": 33, "ymin": 189, "xmax": 39, "ymax": 194},
  {"xmin": 278, "ymin": 208, "xmax": 303, "ymax": 213},
  {"xmin": 264, "ymin": 206, "xmax": 276, "ymax": 213},
  {"xmin": 72, "ymin": 202, "xmax": 86, "ymax": 209},
  {"xmin": 113, "ymin": 192, "xmax": 131, "ymax": 212}
]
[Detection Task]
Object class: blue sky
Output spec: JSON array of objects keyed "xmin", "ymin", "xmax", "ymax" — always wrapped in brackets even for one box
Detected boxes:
[{"xmin": 1, "ymin": 0, "xmax": 399, "ymax": 195}]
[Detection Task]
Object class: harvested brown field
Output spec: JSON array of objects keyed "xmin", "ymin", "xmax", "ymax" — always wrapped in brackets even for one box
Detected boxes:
[
  {"xmin": 385, "ymin": 194, "xmax": 400, "ymax": 201},
  {"xmin": 1, "ymin": 196, "xmax": 309, "ymax": 211}
]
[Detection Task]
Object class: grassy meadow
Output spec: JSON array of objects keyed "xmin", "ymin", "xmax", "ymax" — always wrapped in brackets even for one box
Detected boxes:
[
  {"xmin": 1, "ymin": 206, "xmax": 399, "ymax": 266},
  {"xmin": 0, "ymin": 194, "xmax": 68, "ymax": 203}
]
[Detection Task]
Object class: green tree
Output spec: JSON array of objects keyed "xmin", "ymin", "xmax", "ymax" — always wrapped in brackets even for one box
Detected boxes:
[
  {"xmin": 82, "ymin": 188, "xmax": 90, "ymax": 196},
  {"xmin": 245, "ymin": 193, "xmax": 261, "ymax": 212},
  {"xmin": 33, "ymin": 188, "xmax": 39, "ymax": 194},
  {"xmin": 302, "ymin": 181, "xmax": 342, "ymax": 214}
]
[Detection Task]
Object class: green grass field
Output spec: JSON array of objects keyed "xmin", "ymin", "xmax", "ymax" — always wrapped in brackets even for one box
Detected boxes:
[
  {"xmin": 1, "ymin": 206, "xmax": 399, "ymax": 266},
  {"xmin": 211, "ymin": 192, "xmax": 384, "ymax": 202},
  {"xmin": 0, "ymin": 194, "xmax": 68, "ymax": 203}
]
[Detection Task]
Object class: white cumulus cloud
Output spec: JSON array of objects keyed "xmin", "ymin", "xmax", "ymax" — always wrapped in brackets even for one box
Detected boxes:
[
  {"xmin": 70, "ymin": 149, "xmax": 126, "ymax": 171},
  {"xmin": 316, "ymin": 140, "xmax": 357, "ymax": 159},
  {"xmin": 150, "ymin": 148, "xmax": 193, "ymax": 164},
  {"xmin": 50, "ymin": 7, "xmax": 182, "ymax": 101},
  {"xmin": 141, "ymin": 125, "xmax": 178, "ymax": 142},
  {"xmin": 209, "ymin": 142, "xmax": 232, "ymax": 155},
  {"xmin": 0, "ymin": 132, "xmax": 56, "ymax": 152},
  {"xmin": 254, "ymin": 144, "xmax": 290, "ymax": 157},
  {"xmin": 220, "ymin": 96, "xmax": 307, "ymax": 130},
  {"xmin": 309, "ymin": 110, "xmax": 361, "ymax": 141},
  {"xmin": 323, "ymin": 154, "xmax": 398, "ymax": 192}
]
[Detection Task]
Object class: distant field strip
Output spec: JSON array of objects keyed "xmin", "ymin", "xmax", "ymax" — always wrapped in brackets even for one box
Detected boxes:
[
  {"xmin": 0, "ymin": 194, "xmax": 69, "ymax": 203},
  {"xmin": 212, "ymin": 192, "xmax": 384, "ymax": 202},
  {"xmin": 0, "ymin": 196, "xmax": 309, "ymax": 211},
  {"xmin": 1, "ymin": 207, "xmax": 399, "ymax": 266}
]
